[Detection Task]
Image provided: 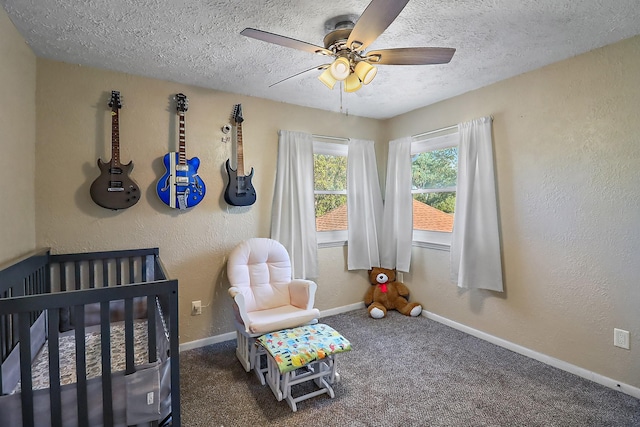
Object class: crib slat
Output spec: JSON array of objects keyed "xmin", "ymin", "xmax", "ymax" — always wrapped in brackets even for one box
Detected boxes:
[
  {"xmin": 116, "ymin": 258, "xmax": 122, "ymax": 285},
  {"xmin": 26, "ymin": 276, "xmax": 33, "ymax": 324},
  {"xmin": 74, "ymin": 304, "xmax": 89, "ymax": 426},
  {"xmin": 74, "ymin": 261, "xmax": 82, "ymax": 290},
  {"xmin": 142, "ymin": 256, "xmax": 149, "ymax": 282},
  {"xmin": 147, "ymin": 293, "xmax": 159, "ymax": 427},
  {"xmin": 36, "ymin": 265, "xmax": 43, "ymax": 295},
  {"xmin": 100, "ymin": 301, "xmax": 114, "ymax": 427},
  {"xmin": 59, "ymin": 262, "xmax": 67, "ymax": 292},
  {"xmin": 147, "ymin": 296, "xmax": 157, "ymax": 363},
  {"xmin": 129, "ymin": 258, "xmax": 135, "ymax": 284},
  {"xmin": 47, "ymin": 308, "xmax": 63, "ymax": 427},
  {"xmin": 102, "ymin": 259, "xmax": 109, "ymax": 287},
  {"xmin": 1, "ymin": 297, "xmax": 7, "ymax": 363},
  {"xmin": 18, "ymin": 312, "xmax": 34, "ymax": 427},
  {"xmin": 11, "ymin": 311, "xmax": 18, "ymax": 363},
  {"xmin": 0, "ymin": 313, "xmax": 4, "ymax": 393},
  {"xmin": 89, "ymin": 260, "xmax": 96, "ymax": 289},
  {"xmin": 124, "ymin": 298, "xmax": 135, "ymax": 374}
]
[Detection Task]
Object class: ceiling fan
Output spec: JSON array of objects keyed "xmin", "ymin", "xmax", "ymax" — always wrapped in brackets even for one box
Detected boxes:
[{"xmin": 240, "ymin": 0, "xmax": 456, "ymax": 92}]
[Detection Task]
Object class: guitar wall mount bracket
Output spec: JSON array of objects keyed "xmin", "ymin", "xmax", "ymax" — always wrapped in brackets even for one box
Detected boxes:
[{"xmin": 221, "ymin": 123, "xmax": 232, "ymax": 143}]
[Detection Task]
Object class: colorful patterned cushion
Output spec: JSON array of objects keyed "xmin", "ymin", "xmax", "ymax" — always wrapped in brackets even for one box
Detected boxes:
[{"xmin": 257, "ymin": 324, "xmax": 351, "ymax": 373}]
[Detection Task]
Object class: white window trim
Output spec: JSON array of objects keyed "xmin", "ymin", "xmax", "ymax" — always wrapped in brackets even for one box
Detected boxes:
[
  {"xmin": 411, "ymin": 131, "xmax": 459, "ymax": 251},
  {"xmin": 313, "ymin": 140, "xmax": 349, "ymax": 248}
]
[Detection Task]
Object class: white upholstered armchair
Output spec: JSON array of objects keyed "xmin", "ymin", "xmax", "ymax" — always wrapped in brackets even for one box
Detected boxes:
[{"xmin": 227, "ymin": 238, "xmax": 320, "ymax": 372}]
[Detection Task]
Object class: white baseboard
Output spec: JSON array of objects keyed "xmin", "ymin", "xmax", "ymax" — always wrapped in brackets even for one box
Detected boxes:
[
  {"xmin": 179, "ymin": 331, "xmax": 236, "ymax": 352},
  {"xmin": 422, "ymin": 310, "xmax": 640, "ymax": 400},
  {"xmin": 319, "ymin": 302, "xmax": 365, "ymax": 318},
  {"xmin": 178, "ymin": 302, "xmax": 365, "ymax": 353}
]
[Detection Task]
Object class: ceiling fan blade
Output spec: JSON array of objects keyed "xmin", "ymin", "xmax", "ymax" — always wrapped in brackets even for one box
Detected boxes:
[
  {"xmin": 268, "ymin": 64, "xmax": 330, "ymax": 87},
  {"xmin": 366, "ymin": 47, "xmax": 456, "ymax": 65},
  {"xmin": 241, "ymin": 28, "xmax": 333, "ymax": 56},
  {"xmin": 346, "ymin": 0, "xmax": 410, "ymax": 52}
]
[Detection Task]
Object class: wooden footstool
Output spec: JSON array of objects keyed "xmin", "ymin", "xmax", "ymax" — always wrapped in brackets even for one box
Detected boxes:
[{"xmin": 256, "ymin": 324, "xmax": 352, "ymax": 411}]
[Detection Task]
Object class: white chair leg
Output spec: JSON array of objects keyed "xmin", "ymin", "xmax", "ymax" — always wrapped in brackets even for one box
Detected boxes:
[
  {"xmin": 265, "ymin": 355, "xmax": 283, "ymax": 401},
  {"xmin": 249, "ymin": 338, "xmax": 257, "ymax": 370},
  {"xmin": 254, "ymin": 344, "xmax": 267, "ymax": 385},
  {"xmin": 235, "ymin": 330, "xmax": 251, "ymax": 372}
]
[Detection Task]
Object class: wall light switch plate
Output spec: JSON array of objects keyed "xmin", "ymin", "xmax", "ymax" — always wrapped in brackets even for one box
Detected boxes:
[{"xmin": 614, "ymin": 328, "xmax": 630, "ymax": 349}]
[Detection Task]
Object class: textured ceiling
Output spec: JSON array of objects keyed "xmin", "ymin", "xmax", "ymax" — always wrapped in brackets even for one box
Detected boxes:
[{"xmin": 3, "ymin": 0, "xmax": 640, "ymax": 119}]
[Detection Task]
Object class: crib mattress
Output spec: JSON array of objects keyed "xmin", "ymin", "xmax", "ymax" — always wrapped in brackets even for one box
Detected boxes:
[{"xmin": 14, "ymin": 319, "xmax": 150, "ymax": 393}]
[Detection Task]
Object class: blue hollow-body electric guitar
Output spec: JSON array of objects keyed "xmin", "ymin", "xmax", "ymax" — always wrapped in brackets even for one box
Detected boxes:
[
  {"xmin": 156, "ymin": 93, "xmax": 206, "ymax": 209},
  {"xmin": 224, "ymin": 104, "xmax": 256, "ymax": 206}
]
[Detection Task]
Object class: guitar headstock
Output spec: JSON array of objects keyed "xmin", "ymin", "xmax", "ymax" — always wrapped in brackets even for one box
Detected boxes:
[
  {"xmin": 233, "ymin": 104, "xmax": 244, "ymax": 124},
  {"xmin": 176, "ymin": 93, "xmax": 189, "ymax": 113},
  {"xmin": 108, "ymin": 91, "xmax": 122, "ymax": 111}
]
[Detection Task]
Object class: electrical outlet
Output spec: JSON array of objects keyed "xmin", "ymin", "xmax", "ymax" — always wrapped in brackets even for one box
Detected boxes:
[
  {"xmin": 614, "ymin": 328, "xmax": 630, "ymax": 349},
  {"xmin": 397, "ymin": 272, "xmax": 404, "ymax": 282},
  {"xmin": 191, "ymin": 300, "xmax": 202, "ymax": 316}
]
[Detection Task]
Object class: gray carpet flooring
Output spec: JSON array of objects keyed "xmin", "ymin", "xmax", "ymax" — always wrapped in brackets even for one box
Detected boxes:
[{"xmin": 179, "ymin": 310, "xmax": 640, "ymax": 426}]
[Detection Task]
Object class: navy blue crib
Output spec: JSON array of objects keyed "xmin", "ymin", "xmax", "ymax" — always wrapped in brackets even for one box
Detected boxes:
[{"xmin": 0, "ymin": 247, "xmax": 180, "ymax": 427}]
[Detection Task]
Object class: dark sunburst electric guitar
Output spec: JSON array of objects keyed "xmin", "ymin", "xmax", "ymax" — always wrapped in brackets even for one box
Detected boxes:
[
  {"xmin": 224, "ymin": 104, "xmax": 256, "ymax": 206},
  {"xmin": 156, "ymin": 93, "xmax": 206, "ymax": 209},
  {"xmin": 90, "ymin": 90, "xmax": 140, "ymax": 210}
]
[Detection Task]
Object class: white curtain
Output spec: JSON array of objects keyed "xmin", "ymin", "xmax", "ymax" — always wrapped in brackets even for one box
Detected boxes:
[
  {"xmin": 347, "ymin": 139, "xmax": 383, "ymax": 270},
  {"xmin": 380, "ymin": 137, "xmax": 413, "ymax": 272},
  {"xmin": 271, "ymin": 130, "xmax": 318, "ymax": 279},
  {"xmin": 450, "ymin": 116, "xmax": 504, "ymax": 291}
]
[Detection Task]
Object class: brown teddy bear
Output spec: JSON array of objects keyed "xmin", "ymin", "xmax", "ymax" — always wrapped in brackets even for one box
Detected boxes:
[{"xmin": 364, "ymin": 267, "xmax": 423, "ymax": 319}]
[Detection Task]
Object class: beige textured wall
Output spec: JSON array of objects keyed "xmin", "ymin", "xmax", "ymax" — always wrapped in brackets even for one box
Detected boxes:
[
  {"xmin": 0, "ymin": 9, "xmax": 36, "ymax": 263},
  {"xmin": 34, "ymin": 59, "xmax": 379, "ymax": 343},
  {"xmin": 387, "ymin": 35, "xmax": 640, "ymax": 388}
]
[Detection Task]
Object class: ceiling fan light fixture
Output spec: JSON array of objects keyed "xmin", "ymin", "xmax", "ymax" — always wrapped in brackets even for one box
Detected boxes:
[
  {"xmin": 329, "ymin": 57, "xmax": 351, "ymax": 81},
  {"xmin": 318, "ymin": 68, "xmax": 337, "ymax": 89},
  {"xmin": 344, "ymin": 73, "xmax": 362, "ymax": 93},
  {"xmin": 354, "ymin": 61, "xmax": 377, "ymax": 85}
]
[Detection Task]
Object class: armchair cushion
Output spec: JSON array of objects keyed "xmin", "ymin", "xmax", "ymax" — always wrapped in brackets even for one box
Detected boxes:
[{"xmin": 243, "ymin": 305, "xmax": 319, "ymax": 335}]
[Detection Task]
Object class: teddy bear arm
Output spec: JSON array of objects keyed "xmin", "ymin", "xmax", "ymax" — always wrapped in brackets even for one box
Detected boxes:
[
  {"xmin": 395, "ymin": 282, "xmax": 410, "ymax": 296},
  {"xmin": 364, "ymin": 287, "xmax": 374, "ymax": 306}
]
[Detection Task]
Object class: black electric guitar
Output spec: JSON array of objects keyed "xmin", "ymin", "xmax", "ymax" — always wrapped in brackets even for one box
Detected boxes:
[
  {"xmin": 156, "ymin": 93, "xmax": 206, "ymax": 209},
  {"xmin": 90, "ymin": 91, "xmax": 140, "ymax": 210},
  {"xmin": 224, "ymin": 104, "xmax": 256, "ymax": 206}
]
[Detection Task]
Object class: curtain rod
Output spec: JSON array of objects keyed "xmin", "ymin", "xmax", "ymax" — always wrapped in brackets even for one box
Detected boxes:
[
  {"xmin": 312, "ymin": 134, "xmax": 349, "ymax": 142},
  {"xmin": 412, "ymin": 124, "xmax": 458, "ymax": 139}
]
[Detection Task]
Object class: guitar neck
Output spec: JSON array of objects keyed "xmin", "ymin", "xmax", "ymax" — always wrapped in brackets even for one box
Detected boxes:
[
  {"xmin": 178, "ymin": 111, "xmax": 186, "ymax": 165},
  {"xmin": 236, "ymin": 121, "xmax": 245, "ymax": 176},
  {"xmin": 111, "ymin": 109, "xmax": 121, "ymax": 166}
]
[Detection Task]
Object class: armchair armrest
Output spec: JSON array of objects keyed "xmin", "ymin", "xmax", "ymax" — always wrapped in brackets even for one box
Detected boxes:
[
  {"xmin": 228, "ymin": 286, "xmax": 241, "ymax": 298},
  {"xmin": 288, "ymin": 280, "xmax": 317, "ymax": 310},
  {"xmin": 228, "ymin": 286, "xmax": 251, "ymax": 333}
]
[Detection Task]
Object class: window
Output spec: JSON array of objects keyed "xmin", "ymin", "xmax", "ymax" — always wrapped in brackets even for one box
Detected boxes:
[
  {"xmin": 313, "ymin": 140, "xmax": 348, "ymax": 247},
  {"xmin": 411, "ymin": 131, "xmax": 459, "ymax": 249}
]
